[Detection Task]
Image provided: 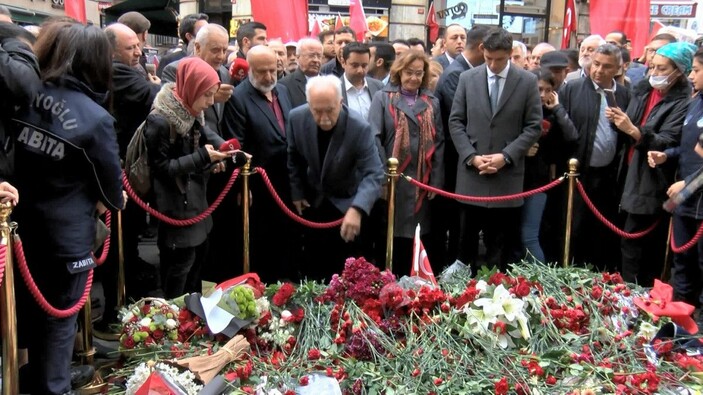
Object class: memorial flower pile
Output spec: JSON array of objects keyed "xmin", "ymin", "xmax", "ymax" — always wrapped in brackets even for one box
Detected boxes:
[{"xmin": 110, "ymin": 259, "xmax": 703, "ymax": 395}]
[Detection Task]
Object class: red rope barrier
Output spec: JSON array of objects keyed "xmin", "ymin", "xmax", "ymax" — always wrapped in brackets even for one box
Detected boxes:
[
  {"xmin": 91, "ymin": 210, "xmax": 111, "ymax": 265},
  {"xmin": 0, "ymin": 244, "xmax": 5, "ymax": 289},
  {"xmin": 576, "ymin": 180, "xmax": 661, "ymax": 239},
  {"xmin": 255, "ymin": 167, "xmax": 343, "ymax": 229},
  {"xmin": 403, "ymin": 175, "xmax": 565, "ymax": 203},
  {"xmin": 13, "ymin": 236, "xmax": 93, "ymax": 318},
  {"xmin": 123, "ymin": 168, "xmax": 239, "ymax": 227},
  {"xmin": 670, "ymin": 219, "xmax": 703, "ymax": 254}
]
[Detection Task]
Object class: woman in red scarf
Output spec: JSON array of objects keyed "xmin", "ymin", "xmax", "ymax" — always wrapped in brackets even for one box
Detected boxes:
[
  {"xmin": 144, "ymin": 57, "xmax": 235, "ymax": 298},
  {"xmin": 368, "ymin": 50, "xmax": 444, "ymax": 276}
]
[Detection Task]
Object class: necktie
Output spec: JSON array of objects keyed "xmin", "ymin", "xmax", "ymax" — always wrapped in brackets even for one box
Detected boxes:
[{"xmin": 490, "ymin": 75, "xmax": 501, "ymax": 114}]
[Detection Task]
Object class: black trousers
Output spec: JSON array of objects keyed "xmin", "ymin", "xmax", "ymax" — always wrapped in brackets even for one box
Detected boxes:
[
  {"xmin": 457, "ymin": 204, "xmax": 521, "ymax": 272},
  {"xmin": 159, "ymin": 239, "xmax": 208, "ymax": 299},
  {"xmin": 16, "ymin": 248, "xmax": 90, "ymax": 395},
  {"xmin": 300, "ymin": 199, "xmax": 372, "ymax": 282},
  {"xmin": 621, "ymin": 212, "xmax": 669, "ymax": 287}
]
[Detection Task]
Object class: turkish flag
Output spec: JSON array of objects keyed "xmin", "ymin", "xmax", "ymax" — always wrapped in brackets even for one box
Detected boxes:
[
  {"xmin": 589, "ymin": 0, "xmax": 651, "ymax": 59},
  {"xmin": 335, "ymin": 13, "xmax": 344, "ymax": 31},
  {"xmin": 65, "ymin": 0, "xmax": 86, "ymax": 24},
  {"xmin": 561, "ymin": 0, "xmax": 577, "ymax": 49},
  {"xmin": 252, "ymin": 0, "xmax": 309, "ymax": 42},
  {"xmin": 349, "ymin": 0, "xmax": 368, "ymax": 42},
  {"xmin": 427, "ymin": 1, "xmax": 439, "ymax": 44},
  {"xmin": 310, "ymin": 15, "xmax": 321, "ymax": 37},
  {"xmin": 410, "ymin": 225, "xmax": 438, "ymax": 286}
]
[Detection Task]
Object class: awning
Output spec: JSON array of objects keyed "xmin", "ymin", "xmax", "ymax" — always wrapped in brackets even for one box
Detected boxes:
[
  {"xmin": 1, "ymin": 4, "xmax": 53, "ymax": 25},
  {"xmin": 104, "ymin": 0, "xmax": 180, "ymax": 37}
]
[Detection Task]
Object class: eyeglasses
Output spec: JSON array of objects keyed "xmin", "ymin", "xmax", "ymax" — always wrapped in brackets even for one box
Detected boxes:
[
  {"xmin": 301, "ymin": 53, "xmax": 323, "ymax": 60},
  {"xmin": 402, "ymin": 69, "xmax": 425, "ymax": 78}
]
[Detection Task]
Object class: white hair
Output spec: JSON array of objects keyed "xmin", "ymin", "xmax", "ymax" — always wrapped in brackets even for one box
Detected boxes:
[
  {"xmin": 512, "ymin": 40, "xmax": 526, "ymax": 57},
  {"xmin": 194, "ymin": 23, "xmax": 228, "ymax": 45},
  {"xmin": 305, "ymin": 75, "xmax": 342, "ymax": 102},
  {"xmin": 581, "ymin": 34, "xmax": 607, "ymax": 47},
  {"xmin": 296, "ymin": 37, "xmax": 323, "ymax": 56}
]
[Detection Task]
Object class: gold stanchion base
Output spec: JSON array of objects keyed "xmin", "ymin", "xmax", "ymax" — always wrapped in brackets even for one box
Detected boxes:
[
  {"xmin": 93, "ymin": 328, "xmax": 121, "ymax": 341},
  {"xmin": 76, "ymin": 373, "xmax": 108, "ymax": 395}
]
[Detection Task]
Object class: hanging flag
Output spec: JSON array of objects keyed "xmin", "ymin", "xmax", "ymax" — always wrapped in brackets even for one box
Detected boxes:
[
  {"xmin": 589, "ymin": 0, "xmax": 650, "ymax": 59},
  {"xmin": 349, "ymin": 0, "xmax": 368, "ymax": 42},
  {"xmin": 310, "ymin": 15, "xmax": 322, "ymax": 37},
  {"xmin": 426, "ymin": 1, "xmax": 440, "ymax": 44},
  {"xmin": 410, "ymin": 224, "xmax": 438, "ymax": 286},
  {"xmin": 561, "ymin": 0, "xmax": 577, "ymax": 49},
  {"xmin": 252, "ymin": 0, "xmax": 309, "ymax": 42},
  {"xmin": 65, "ymin": 0, "xmax": 87, "ymax": 24},
  {"xmin": 651, "ymin": 20, "xmax": 667, "ymax": 39},
  {"xmin": 335, "ymin": 12, "xmax": 344, "ymax": 31}
]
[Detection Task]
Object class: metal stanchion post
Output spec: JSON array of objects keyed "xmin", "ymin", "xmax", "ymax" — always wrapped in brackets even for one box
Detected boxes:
[
  {"xmin": 563, "ymin": 158, "xmax": 579, "ymax": 268},
  {"xmin": 385, "ymin": 158, "xmax": 399, "ymax": 272},
  {"xmin": 661, "ymin": 218, "xmax": 673, "ymax": 282},
  {"xmin": 242, "ymin": 159, "xmax": 253, "ymax": 274},
  {"xmin": 77, "ymin": 299, "xmax": 96, "ymax": 366},
  {"xmin": 0, "ymin": 202, "xmax": 17, "ymax": 395},
  {"xmin": 117, "ymin": 211, "xmax": 125, "ymax": 308}
]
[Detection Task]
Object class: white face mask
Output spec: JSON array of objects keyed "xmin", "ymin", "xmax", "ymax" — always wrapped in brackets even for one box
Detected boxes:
[{"xmin": 649, "ymin": 72, "xmax": 676, "ymax": 89}]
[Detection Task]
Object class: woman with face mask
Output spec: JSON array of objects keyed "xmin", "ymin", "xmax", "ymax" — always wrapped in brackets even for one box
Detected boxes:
[
  {"xmin": 648, "ymin": 48, "xmax": 703, "ymax": 326},
  {"xmin": 606, "ymin": 42, "xmax": 695, "ymax": 287}
]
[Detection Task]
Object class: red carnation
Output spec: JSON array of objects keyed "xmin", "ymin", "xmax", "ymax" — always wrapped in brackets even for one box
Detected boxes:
[
  {"xmin": 152, "ymin": 329, "xmax": 164, "ymax": 340},
  {"xmin": 299, "ymin": 376, "xmax": 309, "ymax": 386},
  {"xmin": 494, "ymin": 377, "xmax": 509, "ymax": 395},
  {"xmin": 273, "ymin": 283, "xmax": 295, "ymax": 307},
  {"xmin": 308, "ymin": 348, "xmax": 321, "ymax": 360},
  {"xmin": 122, "ymin": 336, "xmax": 135, "ymax": 349}
]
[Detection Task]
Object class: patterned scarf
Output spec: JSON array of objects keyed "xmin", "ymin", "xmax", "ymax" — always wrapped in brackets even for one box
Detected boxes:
[{"xmin": 388, "ymin": 91, "xmax": 437, "ymax": 213}]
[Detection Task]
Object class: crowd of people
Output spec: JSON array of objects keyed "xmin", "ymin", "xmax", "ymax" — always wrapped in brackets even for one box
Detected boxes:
[{"xmin": 4, "ymin": 4, "xmax": 703, "ymax": 392}]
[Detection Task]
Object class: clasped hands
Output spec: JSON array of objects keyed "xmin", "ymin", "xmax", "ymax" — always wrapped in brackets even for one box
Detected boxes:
[{"xmin": 470, "ymin": 153, "xmax": 506, "ymax": 175}]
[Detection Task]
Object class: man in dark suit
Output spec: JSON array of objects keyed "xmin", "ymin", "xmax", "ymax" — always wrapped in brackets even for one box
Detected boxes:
[
  {"xmin": 449, "ymin": 27, "xmax": 542, "ymax": 271},
  {"xmin": 287, "ymin": 75, "xmax": 383, "ymax": 281},
  {"xmin": 161, "ymin": 24, "xmax": 233, "ymax": 137},
  {"xmin": 368, "ymin": 42, "xmax": 395, "ymax": 85},
  {"xmin": 433, "ymin": 24, "xmax": 466, "ymax": 69},
  {"xmin": 339, "ymin": 42, "xmax": 383, "ymax": 122},
  {"xmin": 430, "ymin": 24, "xmax": 488, "ymax": 266},
  {"xmin": 279, "ymin": 38, "xmax": 324, "ymax": 109},
  {"xmin": 156, "ymin": 13, "xmax": 209, "ymax": 78},
  {"xmin": 222, "ymin": 46, "xmax": 296, "ymax": 283},
  {"xmin": 559, "ymin": 43, "xmax": 631, "ymax": 269},
  {"xmin": 320, "ymin": 26, "xmax": 355, "ymax": 78}
]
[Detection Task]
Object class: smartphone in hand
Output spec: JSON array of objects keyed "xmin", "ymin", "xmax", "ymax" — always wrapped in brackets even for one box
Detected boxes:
[{"xmin": 603, "ymin": 89, "xmax": 618, "ymax": 108}]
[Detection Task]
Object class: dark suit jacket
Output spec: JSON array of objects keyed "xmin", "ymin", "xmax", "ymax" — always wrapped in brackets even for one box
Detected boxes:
[
  {"xmin": 449, "ymin": 64, "xmax": 543, "ymax": 208},
  {"xmin": 434, "ymin": 54, "xmax": 472, "ymax": 191},
  {"xmin": 340, "ymin": 76, "xmax": 384, "ymax": 115},
  {"xmin": 433, "ymin": 53, "xmax": 451, "ymax": 69},
  {"xmin": 222, "ymin": 79, "xmax": 292, "ymax": 179},
  {"xmin": 287, "ymin": 105, "xmax": 383, "ymax": 215},
  {"xmin": 279, "ymin": 69, "xmax": 309, "ymax": 109},
  {"xmin": 320, "ymin": 58, "xmax": 344, "ymax": 78},
  {"xmin": 161, "ymin": 59, "xmax": 232, "ymax": 137},
  {"xmin": 559, "ymin": 76, "xmax": 631, "ymax": 177}
]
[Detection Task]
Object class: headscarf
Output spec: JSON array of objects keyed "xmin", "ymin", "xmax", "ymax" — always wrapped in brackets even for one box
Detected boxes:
[
  {"xmin": 656, "ymin": 42, "xmax": 697, "ymax": 74},
  {"xmin": 175, "ymin": 57, "xmax": 220, "ymax": 116}
]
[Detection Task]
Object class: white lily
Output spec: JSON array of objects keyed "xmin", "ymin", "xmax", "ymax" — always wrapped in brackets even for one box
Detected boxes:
[{"xmin": 474, "ymin": 284, "xmax": 511, "ymax": 318}]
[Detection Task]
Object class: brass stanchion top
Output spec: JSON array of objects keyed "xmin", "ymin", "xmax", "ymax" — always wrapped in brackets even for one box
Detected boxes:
[
  {"xmin": 387, "ymin": 157, "xmax": 399, "ymax": 172},
  {"xmin": 0, "ymin": 202, "xmax": 12, "ymax": 224},
  {"xmin": 568, "ymin": 158, "xmax": 580, "ymax": 174}
]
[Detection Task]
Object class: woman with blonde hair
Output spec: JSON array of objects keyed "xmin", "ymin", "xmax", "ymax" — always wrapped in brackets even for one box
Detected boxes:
[{"xmin": 369, "ymin": 49, "xmax": 444, "ymax": 275}]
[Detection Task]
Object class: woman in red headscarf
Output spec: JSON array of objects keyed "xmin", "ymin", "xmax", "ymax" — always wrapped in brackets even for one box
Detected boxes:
[{"xmin": 145, "ymin": 57, "xmax": 235, "ymax": 298}]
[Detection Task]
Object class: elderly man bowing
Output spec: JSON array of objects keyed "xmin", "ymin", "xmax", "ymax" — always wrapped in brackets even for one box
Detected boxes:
[{"xmin": 287, "ymin": 75, "xmax": 383, "ymax": 281}]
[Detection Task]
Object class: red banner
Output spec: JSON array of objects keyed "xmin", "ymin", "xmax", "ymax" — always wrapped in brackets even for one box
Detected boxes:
[
  {"xmin": 65, "ymin": 0, "xmax": 86, "ymax": 24},
  {"xmin": 427, "ymin": 1, "xmax": 439, "ymax": 44},
  {"xmin": 561, "ymin": 0, "xmax": 577, "ymax": 49},
  {"xmin": 589, "ymin": 0, "xmax": 651, "ymax": 58},
  {"xmin": 251, "ymin": 0, "xmax": 308, "ymax": 43},
  {"xmin": 349, "ymin": 0, "xmax": 368, "ymax": 42}
]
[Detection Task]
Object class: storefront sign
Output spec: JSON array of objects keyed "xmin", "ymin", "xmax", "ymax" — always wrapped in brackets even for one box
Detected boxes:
[
  {"xmin": 650, "ymin": 2, "xmax": 697, "ymax": 18},
  {"xmin": 436, "ymin": 2, "xmax": 468, "ymax": 20}
]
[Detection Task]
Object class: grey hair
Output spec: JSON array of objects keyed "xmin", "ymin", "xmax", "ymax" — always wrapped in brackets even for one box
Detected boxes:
[
  {"xmin": 595, "ymin": 43, "xmax": 623, "ymax": 66},
  {"xmin": 582, "ymin": 34, "xmax": 607, "ymax": 47},
  {"xmin": 305, "ymin": 75, "xmax": 342, "ymax": 102},
  {"xmin": 512, "ymin": 40, "xmax": 526, "ymax": 57},
  {"xmin": 194, "ymin": 23, "xmax": 228, "ymax": 45},
  {"xmin": 296, "ymin": 37, "xmax": 322, "ymax": 56}
]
